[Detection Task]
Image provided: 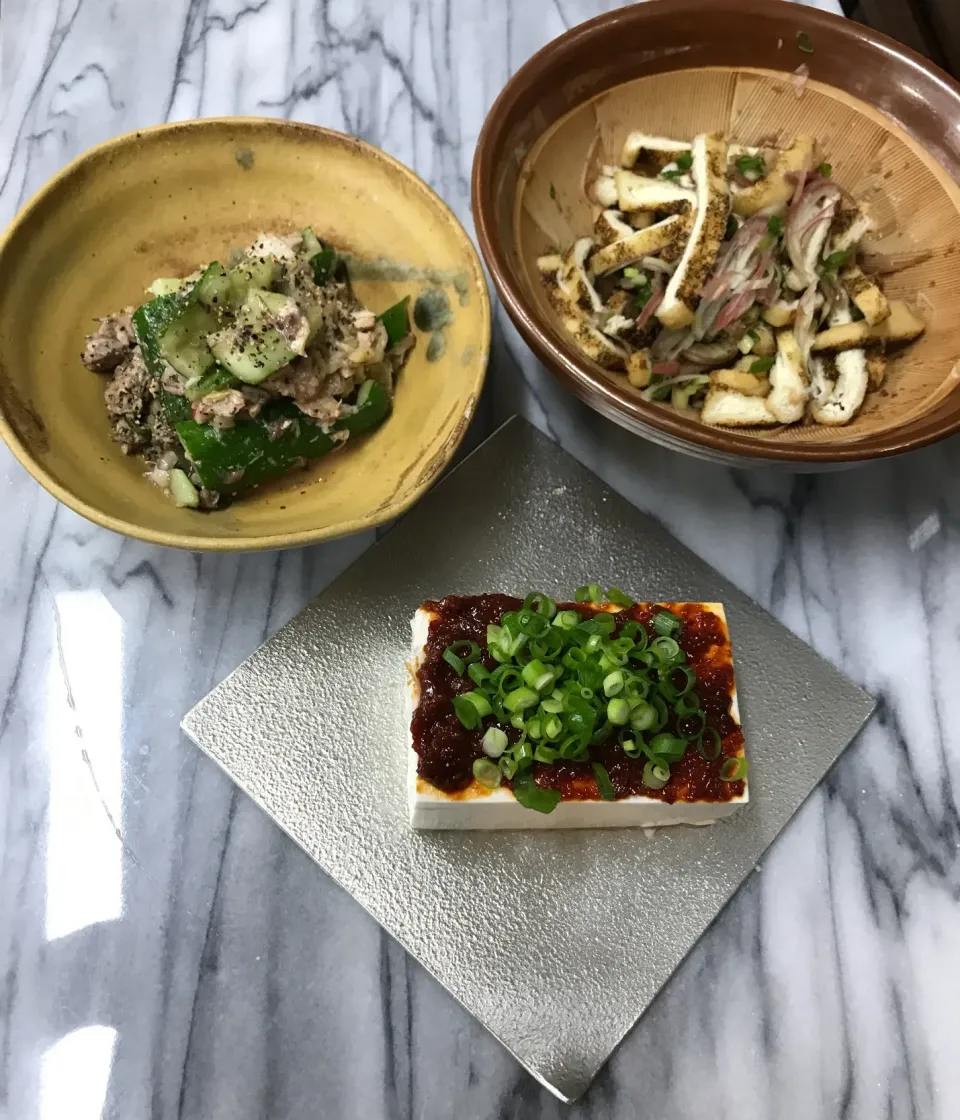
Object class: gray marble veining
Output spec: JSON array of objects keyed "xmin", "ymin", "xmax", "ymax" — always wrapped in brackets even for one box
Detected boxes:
[{"xmin": 3, "ymin": 1, "xmax": 960, "ymax": 1119}]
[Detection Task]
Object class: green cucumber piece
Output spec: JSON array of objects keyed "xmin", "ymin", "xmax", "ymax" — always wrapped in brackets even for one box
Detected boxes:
[
  {"xmin": 133, "ymin": 294, "xmax": 183, "ymax": 378},
  {"xmin": 184, "ymin": 365, "xmax": 237, "ymax": 403},
  {"xmin": 169, "ymin": 468, "xmax": 200, "ymax": 508},
  {"xmin": 337, "ymin": 380, "xmax": 391, "ymax": 435},
  {"xmin": 228, "ymin": 256, "xmax": 278, "ymax": 294},
  {"xmin": 301, "ymin": 228, "xmax": 323, "ymax": 257},
  {"xmin": 207, "ymin": 293, "xmax": 297, "ymax": 384},
  {"xmin": 176, "ymin": 400, "xmax": 336, "ymax": 493},
  {"xmin": 157, "ymin": 302, "xmax": 219, "ymax": 379},
  {"xmin": 378, "ymin": 297, "xmax": 410, "ymax": 347},
  {"xmin": 147, "ymin": 278, "xmax": 185, "ymax": 297},
  {"xmin": 310, "ymin": 249, "xmax": 337, "ymax": 283},
  {"xmin": 191, "ymin": 262, "xmax": 233, "ymax": 311}
]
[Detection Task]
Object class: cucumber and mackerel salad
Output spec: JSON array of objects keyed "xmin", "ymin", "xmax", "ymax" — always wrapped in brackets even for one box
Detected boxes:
[{"xmin": 81, "ymin": 230, "xmax": 413, "ymax": 509}]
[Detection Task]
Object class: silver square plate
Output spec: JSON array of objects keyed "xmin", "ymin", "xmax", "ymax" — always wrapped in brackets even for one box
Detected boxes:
[{"xmin": 182, "ymin": 417, "xmax": 874, "ymax": 1102}]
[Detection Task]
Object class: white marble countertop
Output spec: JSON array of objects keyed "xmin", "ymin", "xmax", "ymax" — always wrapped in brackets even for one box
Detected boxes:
[{"xmin": 3, "ymin": 1, "xmax": 960, "ymax": 1118}]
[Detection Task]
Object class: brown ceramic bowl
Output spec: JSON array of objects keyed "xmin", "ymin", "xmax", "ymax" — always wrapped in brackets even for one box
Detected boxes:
[{"xmin": 472, "ymin": 0, "xmax": 960, "ymax": 467}]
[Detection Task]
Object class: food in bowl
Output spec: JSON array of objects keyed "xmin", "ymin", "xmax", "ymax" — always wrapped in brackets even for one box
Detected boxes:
[
  {"xmin": 539, "ymin": 131, "xmax": 926, "ymax": 430},
  {"xmin": 82, "ymin": 229, "xmax": 413, "ymax": 509},
  {"xmin": 406, "ymin": 587, "xmax": 747, "ymax": 829}
]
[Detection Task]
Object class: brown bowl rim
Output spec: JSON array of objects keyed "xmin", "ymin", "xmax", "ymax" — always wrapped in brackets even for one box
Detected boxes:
[
  {"xmin": 472, "ymin": 0, "xmax": 960, "ymax": 464},
  {"xmin": 0, "ymin": 117, "xmax": 491, "ymax": 550}
]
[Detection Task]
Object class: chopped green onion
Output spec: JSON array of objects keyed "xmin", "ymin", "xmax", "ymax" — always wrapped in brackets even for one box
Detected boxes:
[
  {"xmin": 473, "ymin": 758, "xmax": 502, "ymax": 788},
  {"xmin": 534, "ymin": 743, "xmax": 558, "ymax": 763},
  {"xmin": 452, "ymin": 695, "xmax": 481, "ymax": 729},
  {"xmin": 511, "ymin": 771, "xmax": 561, "ymax": 814},
  {"xmin": 642, "ymin": 760, "xmax": 670, "ymax": 790},
  {"xmin": 468, "ymin": 663, "xmax": 491, "ymax": 687},
  {"xmin": 499, "ymin": 754, "xmax": 518, "ymax": 779},
  {"xmin": 443, "ymin": 640, "xmax": 480, "ymax": 674},
  {"xmin": 653, "ymin": 610, "xmax": 682, "ymax": 638},
  {"xmin": 504, "ymin": 686, "xmax": 539, "ymax": 713},
  {"xmin": 677, "ymin": 710, "xmax": 707, "ymax": 739},
  {"xmin": 522, "ymin": 659, "xmax": 556, "ymax": 692},
  {"xmin": 553, "ymin": 609, "xmax": 580, "ymax": 630},
  {"xmin": 696, "ymin": 727, "xmax": 722, "ymax": 760},
  {"xmin": 720, "ymin": 756, "xmax": 749, "ymax": 781},
  {"xmin": 605, "ymin": 587, "xmax": 633, "ymax": 608},
  {"xmin": 675, "ymin": 151, "xmax": 693, "ymax": 171},
  {"xmin": 621, "ymin": 737, "xmax": 644, "ymax": 759},
  {"xmin": 749, "ymin": 356, "xmax": 775, "ymax": 373},
  {"xmin": 482, "ymin": 727, "xmax": 508, "ymax": 758},
  {"xmin": 767, "ymin": 215, "xmax": 784, "ymax": 237},
  {"xmin": 817, "ymin": 161, "xmax": 832, "ymax": 177},
  {"xmin": 661, "ymin": 168, "xmax": 683, "ymax": 182},
  {"xmin": 575, "ymin": 583, "xmax": 603, "ymax": 603},
  {"xmin": 523, "ymin": 592, "xmax": 557, "ymax": 619},
  {"xmin": 603, "ymin": 670, "xmax": 625, "ymax": 697},
  {"xmin": 648, "ymin": 733, "xmax": 686, "ymax": 763},
  {"xmin": 592, "ymin": 762, "xmax": 617, "ymax": 801},
  {"xmin": 607, "ymin": 698, "xmax": 631, "ymax": 725},
  {"xmin": 443, "ymin": 648, "xmax": 466, "ymax": 675},
  {"xmin": 796, "ymin": 30, "xmax": 814, "ymax": 53}
]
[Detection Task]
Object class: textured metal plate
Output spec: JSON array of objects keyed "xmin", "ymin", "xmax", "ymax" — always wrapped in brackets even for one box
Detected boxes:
[{"xmin": 182, "ymin": 417, "xmax": 875, "ymax": 1102}]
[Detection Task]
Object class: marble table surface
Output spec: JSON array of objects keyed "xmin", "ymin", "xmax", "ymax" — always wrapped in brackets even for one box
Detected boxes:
[{"xmin": 3, "ymin": 1, "xmax": 959, "ymax": 1118}]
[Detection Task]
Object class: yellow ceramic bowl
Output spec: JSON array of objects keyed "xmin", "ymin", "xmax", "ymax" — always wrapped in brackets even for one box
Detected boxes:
[{"xmin": 0, "ymin": 119, "xmax": 490, "ymax": 550}]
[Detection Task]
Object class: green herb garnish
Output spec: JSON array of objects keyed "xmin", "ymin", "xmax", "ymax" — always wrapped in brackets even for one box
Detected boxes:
[
  {"xmin": 823, "ymin": 249, "xmax": 851, "ymax": 272},
  {"xmin": 749, "ymin": 356, "xmax": 775, "ymax": 373},
  {"xmin": 592, "ymin": 762, "xmax": 617, "ymax": 801},
  {"xmin": 817, "ymin": 161, "xmax": 832, "ymax": 177},
  {"xmin": 675, "ymin": 151, "xmax": 693, "ymax": 171},
  {"xmin": 767, "ymin": 215, "xmax": 785, "ymax": 238},
  {"xmin": 512, "ymin": 772, "xmax": 562, "ymax": 814},
  {"xmin": 736, "ymin": 153, "xmax": 766, "ymax": 177}
]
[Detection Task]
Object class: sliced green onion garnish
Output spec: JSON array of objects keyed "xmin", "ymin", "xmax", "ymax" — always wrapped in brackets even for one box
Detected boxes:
[
  {"xmin": 603, "ymin": 670, "xmax": 625, "ymax": 697},
  {"xmin": 629, "ymin": 700, "xmax": 658, "ymax": 731},
  {"xmin": 648, "ymin": 733, "xmax": 686, "ymax": 763},
  {"xmin": 818, "ymin": 161, "xmax": 832, "ymax": 177},
  {"xmin": 534, "ymin": 743, "xmax": 559, "ymax": 763},
  {"xmin": 675, "ymin": 151, "xmax": 693, "ymax": 171},
  {"xmin": 823, "ymin": 249, "xmax": 850, "ymax": 272},
  {"xmin": 504, "ymin": 686, "xmax": 539, "ymax": 713},
  {"xmin": 621, "ymin": 737, "xmax": 644, "ymax": 759},
  {"xmin": 605, "ymin": 587, "xmax": 633, "ymax": 608},
  {"xmin": 499, "ymin": 754, "xmax": 518, "ymax": 779},
  {"xmin": 642, "ymin": 760, "xmax": 670, "ymax": 790},
  {"xmin": 749, "ymin": 356, "xmax": 775, "ymax": 374},
  {"xmin": 467, "ymin": 662, "xmax": 491, "ymax": 687},
  {"xmin": 460, "ymin": 690, "xmax": 492, "ymax": 719},
  {"xmin": 575, "ymin": 583, "xmax": 603, "ymax": 603},
  {"xmin": 767, "ymin": 215, "xmax": 784, "ymax": 237},
  {"xmin": 720, "ymin": 756, "xmax": 749, "ymax": 782},
  {"xmin": 736, "ymin": 152, "xmax": 766, "ymax": 176},
  {"xmin": 523, "ymin": 592, "xmax": 557, "ymax": 619},
  {"xmin": 620, "ymin": 620, "xmax": 648, "ymax": 647},
  {"xmin": 482, "ymin": 727, "xmax": 508, "ymax": 758},
  {"xmin": 553, "ymin": 609, "xmax": 580, "ymax": 630},
  {"xmin": 521, "ymin": 659, "xmax": 555, "ymax": 692},
  {"xmin": 697, "ymin": 726, "xmax": 722, "ymax": 761},
  {"xmin": 443, "ymin": 648, "xmax": 466, "ymax": 675},
  {"xmin": 452, "ymin": 695, "xmax": 481, "ymax": 729},
  {"xmin": 607, "ymin": 698, "xmax": 630, "ymax": 725},
  {"xmin": 473, "ymin": 758, "xmax": 501, "ymax": 788},
  {"xmin": 654, "ymin": 610, "xmax": 682, "ymax": 638},
  {"xmin": 650, "ymin": 636, "xmax": 681, "ymax": 663},
  {"xmin": 511, "ymin": 771, "xmax": 561, "ymax": 814},
  {"xmin": 592, "ymin": 762, "xmax": 616, "ymax": 801}
]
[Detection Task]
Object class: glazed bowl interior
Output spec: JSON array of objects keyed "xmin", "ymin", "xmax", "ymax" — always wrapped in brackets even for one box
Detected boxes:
[
  {"xmin": 0, "ymin": 119, "xmax": 490, "ymax": 549},
  {"xmin": 474, "ymin": 0, "xmax": 960, "ymax": 464}
]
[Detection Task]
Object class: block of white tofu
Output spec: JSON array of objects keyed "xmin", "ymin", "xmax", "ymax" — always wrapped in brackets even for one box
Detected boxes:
[{"xmin": 406, "ymin": 604, "xmax": 748, "ymax": 830}]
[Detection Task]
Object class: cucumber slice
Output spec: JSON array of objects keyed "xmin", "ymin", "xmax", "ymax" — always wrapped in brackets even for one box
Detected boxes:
[
  {"xmin": 169, "ymin": 468, "xmax": 200, "ymax": 508},
  {"xmin": 207, "ymin": 294, "xmax": 296, "ymax": 384},
  {"xmin": 378, "ymin": 297, "xmax": 410, "ymax": 346},
  {"xmin": 184, "ymin": 364, "xmax": 237, "ymax": 403},
  {"xmin": 337, "ymin": 380, "xmax": 391, "ymax": 434},
  {"xmin": 311, "ymin": 249, "xmax": 337, "ymax": 283},
  {"xmin": 301, "ymin": 228, "xmax": 323, "ymax": 257},
  {"xmin": 147, "ymin": 278, "xmax": 185, "ymax": 297},
  {"xmin": 191, "ymin": 262, "xmax": 233, "ymax": 311},
  {"xmin": 228, "ymin": 256, "xmax": 278, "ymax": 294},
  {"xmin": 157, "ymin": 302, "xmax": 219, "ymax": 380}
]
